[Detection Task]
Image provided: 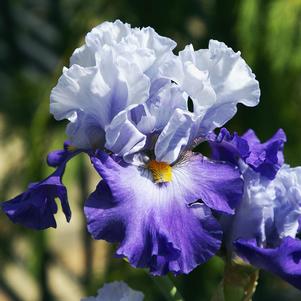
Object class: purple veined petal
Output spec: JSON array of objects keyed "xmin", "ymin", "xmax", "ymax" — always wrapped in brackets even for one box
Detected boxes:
[
  {"xmin": 2, "ymin": 164, "xmax": 69, "ymax": 230},
  {"xmin": 235, "ymin": 237, "xmax": 301, "ymax": 290},
  {"xmin": 2, "ymin": 143, "xmax": 80, "ymax": 230},
  {"xmin": 85, "ymin": 151, "xmax": 225, "ymax": 275},
  {"xmin": 209, "ymin": 128, "xmax": 250, "ymax": 165},
  {"xmin": 242, "ymin": 128, "xmax": 286, "ymax": 180},
  {"xmin": 173, "ymin": 153, "xmax": 244, "ymax": 214},
  {"xmin": 91, "ymin": 151, "xmax": 243, "ymax": 214}
]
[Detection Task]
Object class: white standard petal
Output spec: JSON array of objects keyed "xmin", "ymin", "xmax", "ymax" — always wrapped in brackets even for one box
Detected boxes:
[
  {"xmin": 50, "ymin": 65, "xmax": 110, "ymax": 125},
  {"xmin": 125, "ymin": 26, "xmax": 176, "ymax": 78},
  {"xmin": 131, "ymin": 82, "xmax": 188, "ymax": 135},
  {"xmin": 50, "ymin": 49, "xmax": 150, "ymax": 149},
  {"xmin": 197, "ymin": 40, "xmax": 260, "ymax": 132},
  {"xmin": 160, "ymin": 40, "xmax": 260, "ymax": 133},
  {"xmin": 273, "ymin": 165, "xmax": 301, "ymax": 239},
  {"xmin": 105, "ymin": 108, "xmax": 146, "ymax": 157},
  {"xmin": 70, "ymin": 20, "xmax": 176, "ymax": 79},
  {"xmin": 70, "ymin": 20, "xmax": 131, "ymax": 67},
  {"xmin": 66, "ymin": 111, "xmax": 105, "ymax": 149},
  {"xmin": 160, "ymin": 48, "xmax": 216, "ymax": 115},
  {"xmin": 81, "ymin": 281, "xmax": 144, "ymax": 301},
  {"xmin": 155, "ymin": 109, "xmax": 201, "ymax": 164},
  {"xmin": 52, "ymin": 20, "xmax": 178, "ymax": 149}
]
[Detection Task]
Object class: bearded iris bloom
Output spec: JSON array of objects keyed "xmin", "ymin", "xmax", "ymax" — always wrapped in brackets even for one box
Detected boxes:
[
  {"xmin": 81, "ymin": 281, "xmax": 144, "ymax": 301},
  {"xmin": 1, "ymin": 20, "xmax": 260, "ymax": 275},
  {"xmin": 211, "ymin": 128, "xmax": 301, "ymax": 289}
]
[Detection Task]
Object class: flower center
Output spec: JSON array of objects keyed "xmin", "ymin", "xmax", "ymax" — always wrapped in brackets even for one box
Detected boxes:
[{"xmin": 148, "ymin": 160, "xmax": 172, "ymax": 183}]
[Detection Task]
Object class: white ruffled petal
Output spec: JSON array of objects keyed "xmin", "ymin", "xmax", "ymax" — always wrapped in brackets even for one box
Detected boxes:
[
  {"xmin": 52, "ymin": 20, "xmax": 176, "ymax": 149},
  {"xmin": 50, "ymin": 49, "xmax": 150, "ymax": 149},
  {"xmin": 155, "ymin": 109, "xmax": 201, "ymax": 164},
  {"xmin": 81, "ymin": 281, "xmax": 144, "ymax": 301},
  {"xmin": 70, "ymin": 20, "xmax": 131, "ymax": 67},
  {"xmin": 131, "ymin": 82, "xmax": 187, "ymax": 135},
  {"xmin": 227, "ymin": 164, "xmax": 301, "ymax": 247},
  {"xmin": 160, "ymin": 40, "xmax": 260, "ymax": 133},
  {"xmin": 105, "ymin": 108, "xmax": 146, "ymax": 157}
]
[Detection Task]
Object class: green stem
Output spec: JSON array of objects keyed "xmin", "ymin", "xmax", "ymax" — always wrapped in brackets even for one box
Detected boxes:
[
  {"xmin": 211, "ymin": 259, "xmax": 259, "ymax": 301},
  {"xmin": 151, "ymin": 275, "xmax": 184, "ymax": 301}
]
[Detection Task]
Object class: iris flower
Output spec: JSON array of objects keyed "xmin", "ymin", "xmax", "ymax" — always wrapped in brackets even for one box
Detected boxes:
[
  {"xmin": 211, "ymin": 128, "xmax": 301, "ymax": 289},
  {"xmin": 1, "ymin": 20, "xmax": 260, "ymax": 275},
  {"xmin": 81, "ymin": 281, "xmax": 144, "ymax": 301}
]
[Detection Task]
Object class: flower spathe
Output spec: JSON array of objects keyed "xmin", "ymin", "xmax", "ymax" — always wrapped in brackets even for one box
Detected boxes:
[{"xmin": 2, "ymin": 20, "xmax": 261, "ymax": 276}]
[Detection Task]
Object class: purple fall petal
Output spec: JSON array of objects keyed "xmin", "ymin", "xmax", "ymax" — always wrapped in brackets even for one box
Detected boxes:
[
  {"xmin": 173, "ymin": 154, "xmax": 244, "ymax": 214},
  {"xmin": 243, "ymin": 128, "xmax": 286, "ymax": 179},
  {"xmin": 211, "ymin": 128, "xmax": 286, "ymax": 180},
  {"xmin": 1, "ymin": 145, "xmax": 77, "ymax": 230},
  {"xmin": 90, "ymin": 151, "xmax": 243, "ymax": 214},
  {"xmin": 85, "ymin": 179, "xmax": 222, "ymax": 275},
  {"xmin": 210, "ymin": 128, "xmax": 250, "ymax": 165},
  {"xmin": 2, "ymin": 165, "xmax": 70, "ymax": 230},
  {"xmin": 235, "ymin": 237, "xmax": 301, "ymax": 290},
  {"xmin": 84, "ymin": 151, "xmax": 243, "ymax": 275}
]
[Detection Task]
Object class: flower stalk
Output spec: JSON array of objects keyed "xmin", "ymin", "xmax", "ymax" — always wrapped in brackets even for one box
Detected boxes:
[{"xmin": 211, "ymin": 259, "xmax": 259, "ymax": 301}]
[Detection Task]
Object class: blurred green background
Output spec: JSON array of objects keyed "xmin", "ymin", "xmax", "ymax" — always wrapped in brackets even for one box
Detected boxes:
[{"xmin": 1, "ymin": 0, "xmax": 301, "ymax": 300}]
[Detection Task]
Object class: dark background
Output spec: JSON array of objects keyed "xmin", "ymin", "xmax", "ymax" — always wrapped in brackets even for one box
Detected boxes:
[{"xmin": 1, "ymin": 0, "xmax": 301, "ymax": 300}]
